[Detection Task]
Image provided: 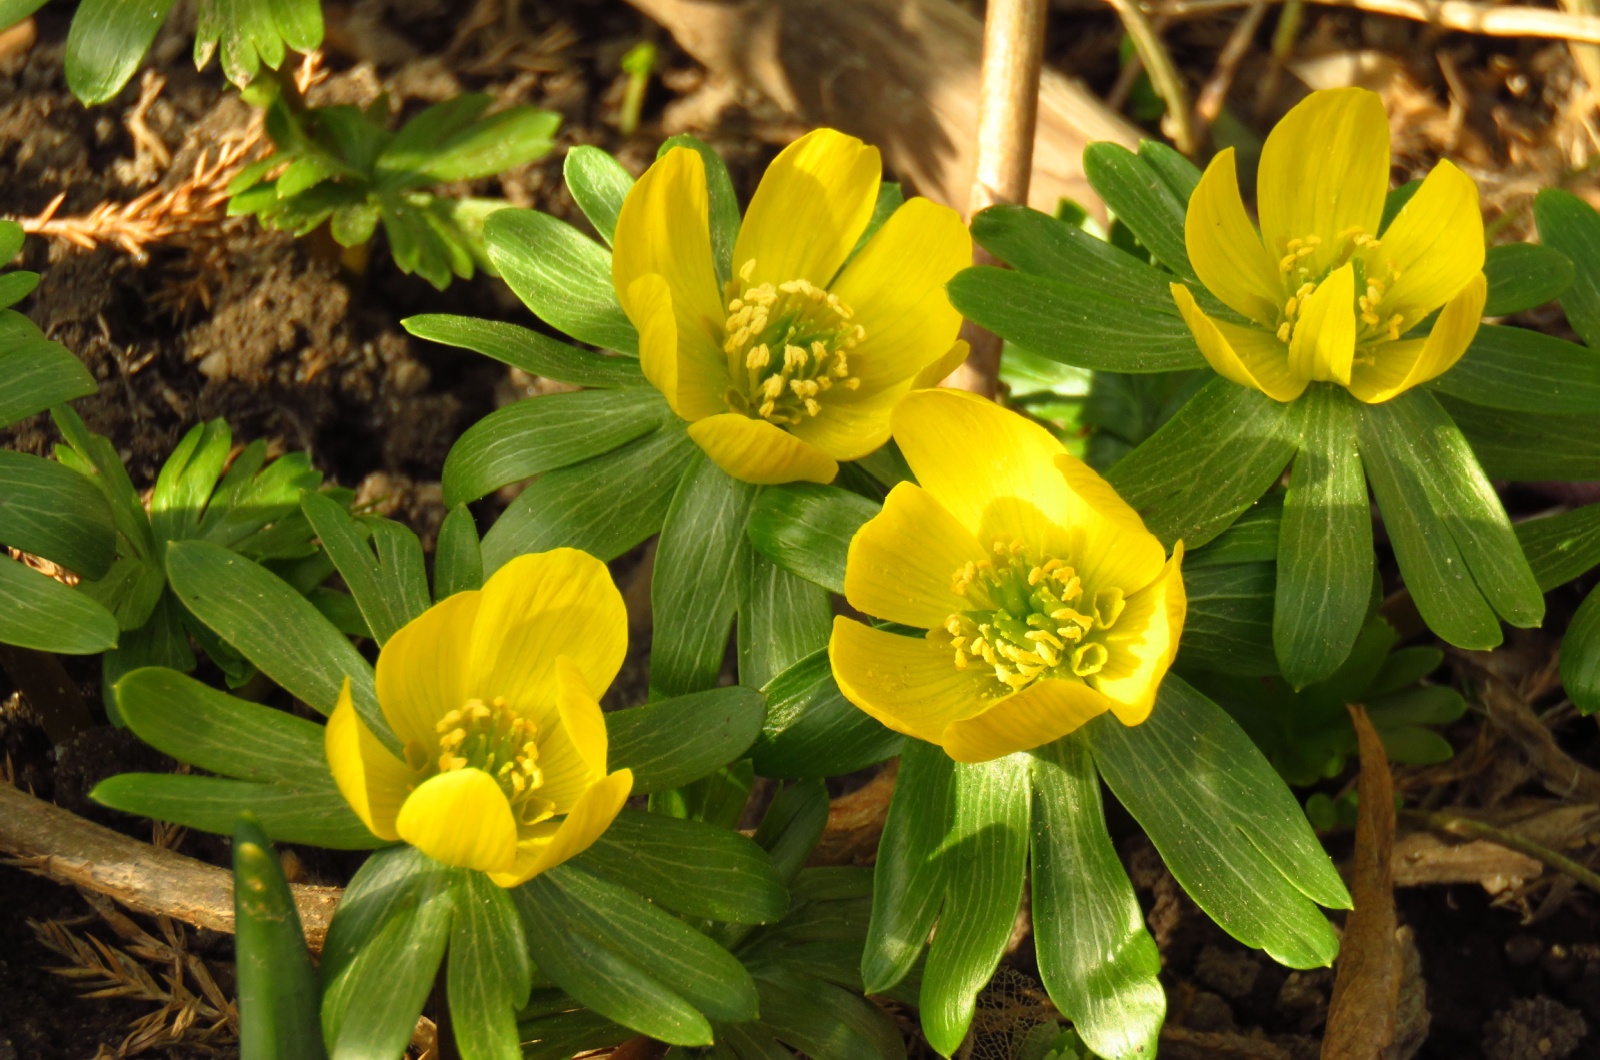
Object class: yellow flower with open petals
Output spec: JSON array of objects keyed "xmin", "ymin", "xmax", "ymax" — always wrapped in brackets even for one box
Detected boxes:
[
  {"xmin": 1171, "ymin": 86, "xmax": 1487, "ymax": 404},
  {"xmin": 829, "ymin": 389, "xmax": 1186, "ymax": 763},
  {"xmin": 325, "ymin": 548, "xmax": 633, "ymax": 887},
  {"xmin": 611, "ymin": 128, "xmax": 971, "ymax": 485}
]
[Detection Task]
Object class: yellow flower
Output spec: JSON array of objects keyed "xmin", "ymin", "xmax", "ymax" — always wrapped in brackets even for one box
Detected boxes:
[
  {"xmin": 1171, "ymin": 87, "xmax": 1487, "ymax": 405},
  {"xmin": 325, "ymin": 548, "xmax": 634, "ymax": 887},
  {"xmin": 828, "ymin": 389, "xmax": 1186, "ymax": 763},
  {"xmin": 611, "ymin": 128, "xmax": 971, "ymax": 485}
]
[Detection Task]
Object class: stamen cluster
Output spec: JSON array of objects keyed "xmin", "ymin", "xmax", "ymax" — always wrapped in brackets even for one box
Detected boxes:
[
  {"xmin": 940, "ymin": 540, "xmax": 1126, "ymax": 693},
  {"xmin": 1273, "ymin": 228, "xmax": 1406, "ymax": 351},
  {"xmin": 427, "ymin": 697, "xmax": 554, "ymax": 826},
  {"xmin": 721, "ymin": 259, "xmax": 864, "ymax": 426}
]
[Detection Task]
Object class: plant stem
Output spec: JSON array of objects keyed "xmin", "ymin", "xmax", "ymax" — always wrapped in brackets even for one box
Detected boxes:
[{"xmin": 1403, "ymin": 808, "xmax": 1600, "ymax": 897}]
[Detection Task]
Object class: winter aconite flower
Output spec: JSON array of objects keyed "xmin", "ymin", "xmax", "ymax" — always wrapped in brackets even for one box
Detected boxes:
[
  {"xmin": 1171, "ymin": 86, "xmax": 1487, "ymax": 404},
  {"xmin": 829, "ymin": 389, "xmax": 1186, "ymax": 763},
  {"xmin": 325, "ymin": 548, "xmax": 633, "ymax": 887},
  {"xmin": 612, "ymin": 128, "xmax": 971, "ymax": 485}
]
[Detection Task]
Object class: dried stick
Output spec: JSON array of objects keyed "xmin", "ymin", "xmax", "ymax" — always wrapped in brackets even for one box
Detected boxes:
[
  {"xmin": 948, "ymin": 0, "xmax": 1049, "ymax": 399},
  {"xmin": 1145, "ymin": 0, "xmax": 1600, "ymax": 45},
  {"xmin": 1104, "ymin": 0, "xmax": 1198, "ymax": 155},
  {"xmin": 0, "ymin": 783, "xmax": 341, "ymax": 949},
  {"xmin": 1193, "ymin": 1, "xmax": 1269, "ymax": 140},
  {"xmin": 1404, "ymin": 809, "xmax": 1600, "ymax": 897}
]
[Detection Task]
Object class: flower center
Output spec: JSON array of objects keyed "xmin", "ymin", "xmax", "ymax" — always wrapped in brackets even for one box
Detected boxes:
[
  {"xmin": 938, "ymin": 540, "xmax": 1125, "ymax": 693},
  {"xmin": 721, "ymin": 259, "xmax": 864, "ymax": 426},
  {"xmin": 412, "ymin": 697, "xmax": 555, "ymax": 827},
  {"xmin": 1273, "ymin": 228, "xmax": 1406, "ymax": 352}
]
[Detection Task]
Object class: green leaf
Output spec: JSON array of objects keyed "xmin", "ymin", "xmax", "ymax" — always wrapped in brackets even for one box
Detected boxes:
[
  {"xmin": 1566, "ymin": 588, "xmax": 1600, "ymax": 715},
  {"xmin": 575, "ymin": 808, "xmax": 790, "ymax": 924},
  {"xmin": 0, "ymin": 269, "xmax": 38, "ymax": 309},
  {"xmin": 850, "ymin": 182, "xmax": 905, "ymax": 260},
  {"xmin": 443, "ymin": 389, "xmax": 667, "ymax": 507},
  {"xmin": 0, "ymin": 219, "xmax": 22, "ymax": 260},
  {"xmin": 520, "ymin": 1010, "xmax": 633, "ymax": 1060},
  {"xmin": 115, "ymin": 666, "xmax": 326, "ymax": 784},
  {"xmin": 919, "ymin": 754, "xmax": 1031, "ymax": 1056},
  {"xmin": 863, "ymin": 740, "xmax": 953, "ymax": 994},
  {"xmin": 481, "ymin": 423, "xmax": 695, "ymax": 573},
  {"xmin": 748, "ymin": 968, "xmax": 906, "ymax": 1060},
  {"xmin": 564, "ymin": 145, "xmax": 634, "ymax": 246},
  {"xmin": 1139, "ymin": 140, "xmax": 1202, "ymax": 202},
  {"xmin": 738, "ymin": 549, "xmax": 831, "ymax": 689},
  {"xmin": 233, "ymin": 817, "xmax": 327, "ymax": 1060},
  {"xmin": 1443, "ymin": 397, "xmax": 1600, "ymax": 481},
  {"xmin": 484, "ymin": 209, "xmax": 638, "ymax": 354},
  {"xmin": 1534, "ymin": 188, "xmax": 1600, "ymax": 347},
  {"xmin": 1088, "ymin": 675, "xmax": 1348, "ymax": 968},
  {"xmin": 435, "ymin": 504, "xmax": 483, "ymax": 599},
  {"xmin": 1380, "ymin": 180, "xmax": 1422, "ymax": 233},
  {"xmin": 1482, "ymin": 242, "xmax": 1574, "ymax": 316},
  {"xmin": 1178, "ymin": 559, "xmax": 1277, "ymax": 676},
  {"xmin": 0, "ymin": 555, "xmax": 119, "ymax": 654},
  {"xmin": 1106, "ymin": 378, "xmax": 1298, "ymax": 548},
  {"xmin": 378, "ymin": 100, "xmax": 559, "ymax": 187},
  {"xmin": 650, "ymin": 454, "xmax": 758, "ymax": 698},
  {"xmin": 92, "ymin": 773, "xmax": 380, "ymax": 848},
  {"xmin": 447, "ymin": 872, "xmax": 532, "ymax": 1060},
  {"xmin": 751, "ymin": 779, "xmax": 829, "ymax": 886},
  {"xmin": 301, "ymin": 493, "xmax": 430, "ymax": 646},
  {"xmin": 321, "ymin": 847, "xmax": 455, "ymax": 1060},
  {"xmin": 0, "ymin": 450, "xmax": 116, "ymax": 578},
  {"xmin": 947, "ymin": 267, "xmax": 1205, "ymax": 373},
  {"xmin": 1517, "ymin": 502, "xmax": 1600, "ymax": 591},
  {"xmin": 1185, "ymin": 496, "xmax": 1281, "ymax": 567},
  {"xmin": 64, "ymin": 0, "xmax": 175, "ymax": 103},
  {"xmin": 1430, "ymin": 324, "xmax": 1600, "ymax": 413},
  {"xmin": 752, "ymin": 649, "xmax": 902, "ymax": 779},
  {"xmin": 1360, "ymin": 389, "xmax": 1542, "ymax": 636},
  {"xmin": 0, "ymin": 1, "xmax": 45, "ymax": 31},
  {"xmin": 1081, "ymin": 142, "xmax": 1195, "ymax": 282},
  {"xmin": 1275, "ymin": 386, "xmax": 1371, "ymax": 687},
  {"xmin": 1, "ymin": 337, "xmax": 97, "ymax": 427},
  {"xmin": 969, "ymin": 204, "xmax": 1182, "ymax": 313},
  {"xmin": 515, "ymin": 864, "xmax": 758, "ymax": 1041},
  {"xmin": 658, "ymin": 134, "xmax": 739, "ymax": 285},
  {"xmin": 165, "ymin": 540, "xmax": 390, "ymax": 747},
  {"xmin": 607, "ymin": 684, "xmax": 765, "ymax": 794},
  {"xmin": 1030, "ymin": 736, "xmax": 1163, "ymax": 1060},
  {"xmin": 746, "ymin": 483, "xmax": 879, "ymax": 595},
  {"xmin": 403, "ymin": 314, "xmax": 645, "ymax": 388}
]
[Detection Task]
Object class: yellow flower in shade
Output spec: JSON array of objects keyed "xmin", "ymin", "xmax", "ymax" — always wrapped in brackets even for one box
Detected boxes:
[
  {"xmin": 828, "ymin": 389, "xmax": 1186, "ymax": 763},
  {"xmin": 325, "ymin": 549, "xmax": 634, "ymax": 887},
  {"xmin": 1171, "ymin": 86, "xmax": 1487, "ymax": 405},
  {"xmin": 611, "ymin": 128, "xmax": 972, "ymax": 486}
]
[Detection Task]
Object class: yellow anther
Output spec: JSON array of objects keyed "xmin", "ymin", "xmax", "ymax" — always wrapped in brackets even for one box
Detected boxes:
[{"xmin": 1276, "ymin": 322, "xmax": 1292, "ymax": 343}]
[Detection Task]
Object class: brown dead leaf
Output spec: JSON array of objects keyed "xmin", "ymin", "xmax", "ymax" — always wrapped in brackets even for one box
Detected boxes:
[{"xmin": 1324, "ymin": 705, "xmax": 1401, "ymax": 1060}]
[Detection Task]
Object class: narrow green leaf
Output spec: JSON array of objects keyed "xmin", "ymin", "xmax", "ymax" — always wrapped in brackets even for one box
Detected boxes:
[
  {"xmin": 301, "ymin": 492, "xmax": 430, "ymax": 646},
  {"xmin": 1178, "ymin": 560, "xmax": 1277, "ymax": 676},
  {"xmin": 443, "ymin": 388, "xmax": 666, "ymax": 507},
  {"xmin": 606, "ymin": 685, "xmax": 765, "ymax": 794},
  {"xmin": 850, "ymin": 182, "xmax": 905, "ymax": 260},
  {"xmin": 1030, "ymin": 736, "xmax": 1163, "ymax": 1060},
  {"xmin": 484, "ymin": 209, "xmax": 638, "ymax": 354},
  {"xmin": 1534, "ymin": 188, "xmax": 1600, "ymax": 347},
  {"xmin": 233, "ymin": 817, "xmax": 327, "ymax": 1060},
  {"xmin": 658, "ymin": 134, "xmax": 739, "ymax": 285},
  {"xmin": 0, "ymin": 555, "xmax": 119, "ymax": 654},
  {"xmin": 752, "ymin": 649, "xmax": 902, "ymax": 779},
  {"xmin": 435, "ymin": 504, "xmax": 483, "ymax": 598},
  {"xmin": 1443, "ymin": 397, "xmax": 1600, "ymax": 481},
  {"xmin": 1081, "ymin": 142, "xmax": 1195, "ymax": 282},
  {"xmin": 379, "ymin": 103, "xmax": 559, "ymax": 186},
  {"xmin": 1089, "ymin": 675, "xmax": 1349, "ymax": 968},
  {"xmin": 1482, "ymin": 241, "xmax": 1574, "ymax": 316},
  {"xmin": 403, "ymin": 314, "xmax": 645, "ymax": 388},
  {"xmin": 752, "ymin": 779, "xmax": 829, "ymax": 886},
  {"xmin": 575, "ymin": 808, "xmax": 790, "ymax": 924},
  {"xmin": 520, "ymin": 1011, "xmax": 633, "ymax": 1060},
  {"xmin": 0, "ymin": 219, "xmax": 22, "ymax": 260},
  {"xmin": 752, "ymin": 968, "xmax": 906, "ymax": 1060},
  {"xmin": 1563, "ymin": 588, "xmax": 1600, "ymax": 715},
  {"xmin": 447, "ymin": 872, "xmax": 532, "ymax": 1060},
  {"xmin": 738, "ymin": 549, "xmax": 831, "ymax": 689},
  {"xmin": 92, "ymin": 773, "xmax": 379, "ymax": 848},
  {"xmin": 564, "ymin": 145, "xmax": 635, "ymax": 245},
  {"xmin": 1380, "ymin": 180, "xmax": 1422, "ymax": 233},
  {"xmin": 650, "ymin": 454, "xmax": 757, "ymax": 698},
  {"xmin": 1275, "ymin": 386, "xmax": 1372, "ymax": 687},
  {"xmin": 0, "ymin": 269, "xmax": 38, "ymax": 308},
  {"xmin": 1, "ymin": 337, "xmax": 96, "ymax": 427},
  {"xmin": 481, "ymin": 423, "xmax": 695, "ymax": 573},
  {"xmin": 1517, "ymin": 503, "xmax": 1600, "ymax": 591},
  {"xmin": 1139, "ymin": 140, "xmax": 1202, "ymax": 202},
  {"xmin": 863, "ymin": 740, "xmax": 954, "ymax": 995},
  {"xmin": 746, "ymin": 483, "xmax": 879, "ymax": 595},
  {"xmin": 969, "ymin": 204, "xmax": 1180, "ymax": 313},
  {"xmin": 0, "ymin": 450, "xmax": 116, "ymax": 578},
  {"xmin": 1430, "ymin": 324, "xmax": 1600, "ymax": 413},
  {"xmin": 64, "ymin": 0, "xmax": 175, "ymax": 103},
  {"xmin": 1106, "ymin": 378, "xmax": 1298, "ymax": 549}
]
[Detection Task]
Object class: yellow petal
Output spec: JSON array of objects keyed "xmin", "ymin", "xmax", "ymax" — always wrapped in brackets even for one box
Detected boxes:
[
  {"xmin": 325, "ymin": 679, "xmax": 412, "ymax": 841},
  {"xmin": 890, "ymin": 387, "xmax": 1073, "ymax": 548},
  {"xmin": 733, "ymin": 128, "xmax": 881, "ymax": 289},
  {"xmin": 829, "ymin": 196, "xmax": 970, "ymax": 392},
  {"xmin": 1186, "ymin": 148, "xmax": 1284, "ymax": 327},
  {"xmin": 628, "ymin": 272, "xmax": 729, "ymax": 422},
  {"xmin": 1051, "ymin": 454, "xmax": 1168, "ymax": 595},
  {"xmin": 1347, "ymin": 272, "xmax": 1486, "ymax": 404},
  {"xmin": 829, "ymin": 617, "xmax": 993, "ymax": 745},
  {"xmin": 843, "ymin": 481, "xmax": 987, "ymax": 628},
  {"xmin": 1287, "ymin": 263, "xmax": 1356, "ymax": 386},
  {"xmin": 912, "ymin": 340, "xmax": 971, "ymax": 389},
  {"xmin": 687, "ymin": 413, "xmax": 838, "ymax": 485},
  {"xmin": 1171, "ymin": 283, "xmax": 1309, "ymax": 403},
  {"xmin": 1089, "ymin": 543, "xmax": 1186, "ymax": 726},
  {"xmin": 376, "ymin": 590, "xmax": 481, "ymax": 749},
  {"xmin": 467, "ymin": 549, "xmax": 628, "ymax": 724},
  {"xmin": 487, "ymin": 769, "xmax": 633, "ymax": 888},
  {"xmin": 534, "ymin": 656, "xmax": 608, "ymax": 812},
  {"xmin": 613, "ymin": 146, "xmax": 725, "ymax": 358},
  {"xmin": 1369, "ymin": 160, "xmax": 1484, "ymax": 323},
  {"xmin": 396, "ymin": 768, "xmax": 518, "ymax": 874},
  {"xmin": 1257, "ymin": 88, "xmax": 1389, "ymax": 270},
  {"xmin": 787, "ymin": 384, "xmax": 902, "ymax": 463},
  {"xmin": 940, "ymin": 678, "xmax": 1112, "ymax": 763}
]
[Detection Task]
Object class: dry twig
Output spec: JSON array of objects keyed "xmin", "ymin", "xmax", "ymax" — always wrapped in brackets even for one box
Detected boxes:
[{"xmin": 1144, "ymin": 0, "xmax": 1600, "ymax": 45}]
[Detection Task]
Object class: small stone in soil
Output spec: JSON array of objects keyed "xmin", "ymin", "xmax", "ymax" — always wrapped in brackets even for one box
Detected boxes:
[{"xmin": 1483, "ymin": 996, "xmax": 1589, "ymax": 1060}]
